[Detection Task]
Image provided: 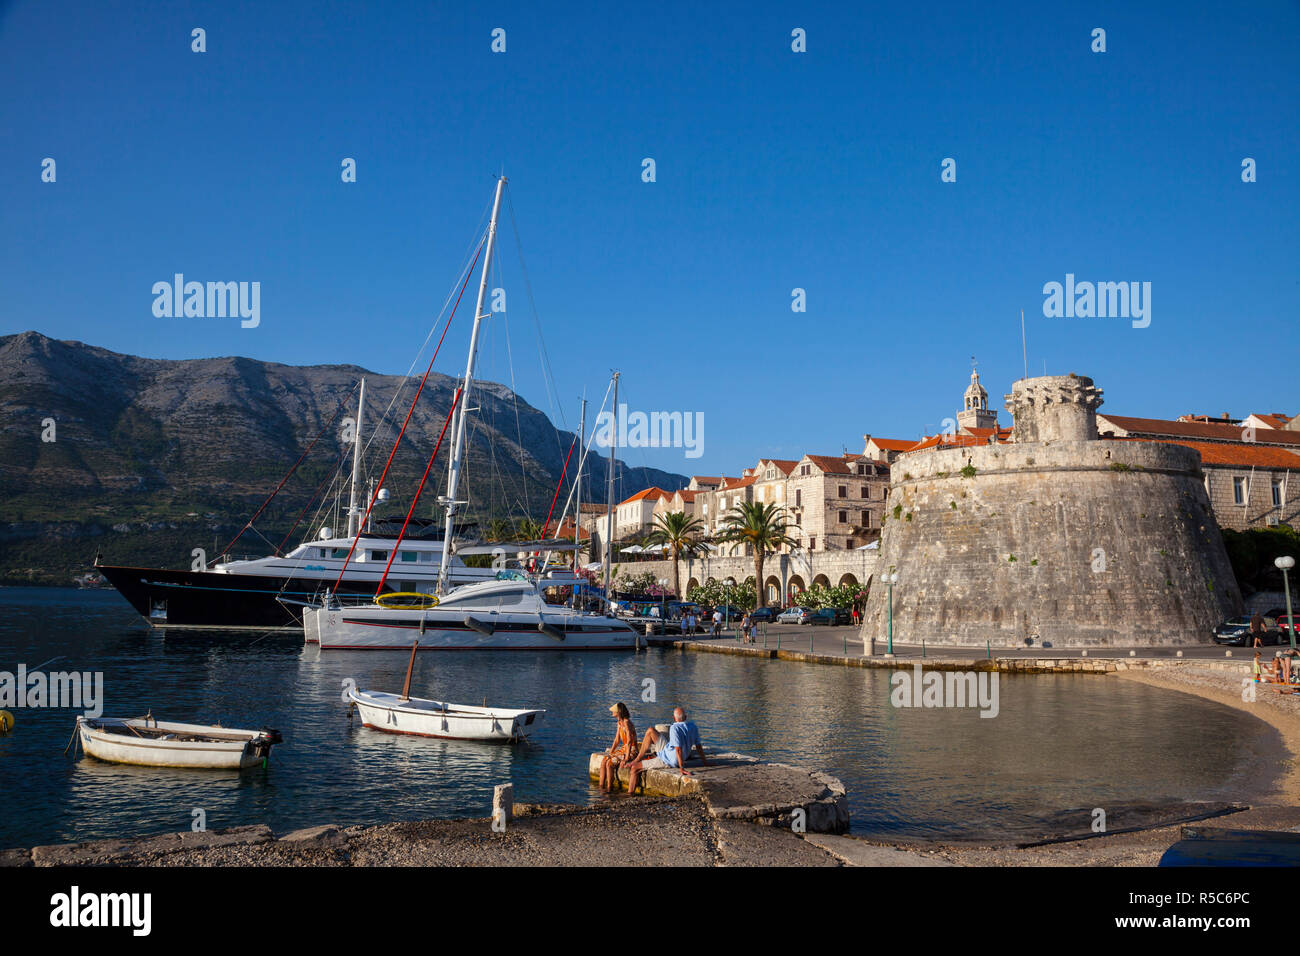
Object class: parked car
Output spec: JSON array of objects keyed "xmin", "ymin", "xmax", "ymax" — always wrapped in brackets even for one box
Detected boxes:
[
  {"xmin": 748, "ymin": 607, "xmax": 776, "ymax": 624},
  {"xmin": 807, "ymin": 608, "xmax": 841, "ymax": 626},
  {"xmin": 1212, "ymin": 616, "xmax": 1283, "ymax": 646},
  {"xmin": 1275, "ymin": 614, "xmax": 1299, "ymax": 642},
  {"xmin": 776, "ymin": 606, "xmax": 809, "ymax": 624}
]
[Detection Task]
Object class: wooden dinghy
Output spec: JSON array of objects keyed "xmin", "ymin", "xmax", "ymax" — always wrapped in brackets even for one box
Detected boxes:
[
  {"xmin": 75, "ymin": 715, "xmax": 282, "ymax": 769},
  {"xmin": 347, "ymin": 640, "xmax": 544, "ymax": 743}
]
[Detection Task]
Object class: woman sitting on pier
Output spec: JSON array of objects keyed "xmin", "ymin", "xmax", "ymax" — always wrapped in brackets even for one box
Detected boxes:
[{"xmin": 598, "ymin": 702, "xmax": 637, "ymax": 792}]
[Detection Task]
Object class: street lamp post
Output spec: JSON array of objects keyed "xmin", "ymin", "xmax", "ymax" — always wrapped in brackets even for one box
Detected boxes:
[
  {"xmin": 1278, "ymin": 556, "xmax": 1297, "ymax": 650},
  {"xmin": 886, "ymin": 570, "xmax": 899, "ymax": 657}
]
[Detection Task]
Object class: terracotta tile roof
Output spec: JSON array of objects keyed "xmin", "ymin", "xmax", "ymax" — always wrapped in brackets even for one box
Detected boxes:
[
  {"xmin": 721, "ymin": 475, "xmax": 757, "ymax": 488},
  {"xmin": 619, "ymin": 487, "xmax": 669, "ymax": 505},
  {"xmin": 551, "ymin": 521, "xmax": 591, "ymax": 540},
  {"xmin": 908, "ymin": 433, "xmax": 1008, "ymax": 452},
  {"xmin": 1121, "ymin": 438, "xmax": 1300, "ymax": 469},
  {"xmin": 691, "ymin": 476, "xmax": 722, "ymax": 484},
  {"xmin": 965, "ymin": 426, "xmax": 1013, "ymax": 440},
  {"xmin": 1100, "ymin": 414, "xmax": 1300, "ymax": 447},
  {"xmin": 1252, "ymin": 413, "xmax": 1294, "ymax": 429},
  {"xmin": 803, "ymin": 454, "xmax": 854, "ymax": 474},
  {"xmin": 762, "ymin": 459, "xmax": 799, "ymax": 475},
  {"xmin": 675, "ymin": 489, "xmax": 700, "ymax": 502},
  {"xmin": 867, "ymin": 437, "xmax": 921, "ymax": 452}
]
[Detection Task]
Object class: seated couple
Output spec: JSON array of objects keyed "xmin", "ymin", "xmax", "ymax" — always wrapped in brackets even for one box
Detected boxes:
[{"xmin": 598, "ymin": 703, "xmax": 708, "ymax": 793}]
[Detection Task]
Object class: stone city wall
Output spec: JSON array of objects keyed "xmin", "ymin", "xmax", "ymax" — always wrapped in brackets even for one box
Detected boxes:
[{"xmin": 860, "ymin": 439, "xmax": 1242, "ymax": 648}]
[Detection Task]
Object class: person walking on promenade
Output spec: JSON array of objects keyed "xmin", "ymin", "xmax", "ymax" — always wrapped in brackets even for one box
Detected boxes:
[
  {"xmin": 851, "ymin": 604, "xmax": 861, "ymax": 627},
  {"xmin": 711, "ymin": 608, "xmax": 722, "ymax": 637},
  {"xmin": 1251, "ymin": 611, "xmax": 1267, "ymax": 647}
]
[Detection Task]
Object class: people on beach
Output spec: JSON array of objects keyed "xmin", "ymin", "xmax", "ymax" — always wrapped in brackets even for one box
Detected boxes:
[
  {"xmin": 1278, "ymin": 649, "xmax": 1299, "ymax": 686},
  {"xmin": 599, "ymin": 702, "xmax": 637, "ymax": 792},
  {"xmin": 1254, "ymin": 651, "xmax": 1275, "ymax": 682},
  {"xmin": 625, "ymin": 706, "xmax": 708, "ymax": 794}
]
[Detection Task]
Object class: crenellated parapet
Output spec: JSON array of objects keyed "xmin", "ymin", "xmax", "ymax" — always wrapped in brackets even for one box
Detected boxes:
[{"xmin": 1004, "ymin": 374, "xmax": 1104, "ymax": 444}]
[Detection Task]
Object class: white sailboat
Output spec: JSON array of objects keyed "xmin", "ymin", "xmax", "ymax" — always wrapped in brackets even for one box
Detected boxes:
[
  {"xmin": 346, "ymin": 642, "xmax": 545, "ymax": 742},
  {"xmin": 303, "ymin": 176, "xmax": 638, "ymax": 652}
]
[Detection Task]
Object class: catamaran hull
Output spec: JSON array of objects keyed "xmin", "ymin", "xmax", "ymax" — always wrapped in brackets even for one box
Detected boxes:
[{"xmin": 348, "ymin": 691, "xmax": 543, "ymax": 741}]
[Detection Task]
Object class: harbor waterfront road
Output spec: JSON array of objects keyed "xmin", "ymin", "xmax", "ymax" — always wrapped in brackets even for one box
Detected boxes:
[{"xmin": 667, "ymin": 625, "xmax": 1262, "ymax": 664}]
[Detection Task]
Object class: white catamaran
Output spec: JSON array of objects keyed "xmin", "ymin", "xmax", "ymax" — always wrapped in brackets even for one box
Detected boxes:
[{"xmin": 304, "ymin": 177, "xmax": 638, "ymax": 651}]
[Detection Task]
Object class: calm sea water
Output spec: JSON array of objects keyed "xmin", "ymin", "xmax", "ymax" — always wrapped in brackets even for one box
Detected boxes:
[{"xmin": 0, "ymin": 588, "xmax": 1280, "ymax": 849}]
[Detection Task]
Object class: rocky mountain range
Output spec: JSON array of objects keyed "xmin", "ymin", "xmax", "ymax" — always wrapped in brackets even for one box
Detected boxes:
[{"xmin": 0, "ymin": 332, "xmax": 686, "ymax": 585}]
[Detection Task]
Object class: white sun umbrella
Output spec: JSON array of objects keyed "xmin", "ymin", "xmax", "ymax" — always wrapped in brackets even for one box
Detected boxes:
[{"xmin": 621, "ymin": 545, "xmax": 643, "ymax": 553}]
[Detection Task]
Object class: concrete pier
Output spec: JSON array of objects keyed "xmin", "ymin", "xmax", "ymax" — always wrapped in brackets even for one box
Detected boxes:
[{"xmin": 587, "ymin": 751, "xmax": 850, "ymax": 833}]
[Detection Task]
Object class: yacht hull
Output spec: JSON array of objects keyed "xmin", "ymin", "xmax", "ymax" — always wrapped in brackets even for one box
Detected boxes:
[
  {"xmin": 97, "ymin": 563, "xmax": 491, "ymax": 631},
  {"xmin": 310, "ymin": 606, "xmax": 638, "ymax": 650}
]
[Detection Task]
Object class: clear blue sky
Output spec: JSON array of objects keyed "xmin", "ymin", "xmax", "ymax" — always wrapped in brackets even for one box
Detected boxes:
[{"xmin": 3, "ymin": 0, "xmax": 1297, "ymax": 478}]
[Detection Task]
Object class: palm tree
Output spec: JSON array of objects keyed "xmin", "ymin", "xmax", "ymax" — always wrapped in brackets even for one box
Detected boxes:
[
  {"xmin": 646, "ymin": 511, "xmax": 707, "ymax": 598},
  {"xmin": 715, "ymin": 501, "xmax": 800, "ymax": 608},
  {"xmin": 514, "ymin": 517, "xmax": 545, "ymax": 541},
  {"xmin": 484, "ymin": 517, "xmax": 513, "ymax": 542}
]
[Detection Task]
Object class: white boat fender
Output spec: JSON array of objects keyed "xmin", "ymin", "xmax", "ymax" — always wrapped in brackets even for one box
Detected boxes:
[
  {"xmin": 464, "ymin": 615, "xmax": 496, "ymax": 636},
  {"xmin": 537, "ymin": 621, "xmax": 565, "ymax": 641}
]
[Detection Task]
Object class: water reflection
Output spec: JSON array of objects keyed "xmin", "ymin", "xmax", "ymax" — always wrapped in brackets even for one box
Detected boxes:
[{"xmin": 0, "ymin": 589, "xmax": 1281, "ymax": 848}]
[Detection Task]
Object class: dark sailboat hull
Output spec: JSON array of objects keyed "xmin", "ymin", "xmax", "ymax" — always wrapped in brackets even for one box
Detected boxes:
[{"xmin": 96, "ymin": 564, "xmax": 376, "ymax": 630}]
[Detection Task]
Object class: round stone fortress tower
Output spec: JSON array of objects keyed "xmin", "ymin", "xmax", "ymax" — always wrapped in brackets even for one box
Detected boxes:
[{"xmin": 861, "ymin": 374, "xmax": 1242, "ymax": 648}]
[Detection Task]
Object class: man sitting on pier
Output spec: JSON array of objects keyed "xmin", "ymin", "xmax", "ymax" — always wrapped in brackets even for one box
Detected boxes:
[{"xmin": 625, "ymin": 706, "xmax": 708, "ymax": 794}]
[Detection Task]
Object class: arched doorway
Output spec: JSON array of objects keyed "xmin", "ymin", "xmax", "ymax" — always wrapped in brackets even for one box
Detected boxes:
[
  {"xmin": 764, "ymin": 575, "xmax": 782, "ymax": 605},
  {"xmin": 813, "ymin": 574, "xmax": 831, "ymax": 588},
  {"xmin": 838, "ymin": 573, "xmax": 859, "ymax": 588}
]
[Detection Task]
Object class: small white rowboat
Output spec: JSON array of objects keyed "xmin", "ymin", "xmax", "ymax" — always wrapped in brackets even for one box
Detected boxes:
[
  {"xmin": 348, "ymin": 688, "xmax": 544, "ymax": 743},
  {"xmin": 76, "ymin": 715, "xmax": 282, "ymax": 769}
]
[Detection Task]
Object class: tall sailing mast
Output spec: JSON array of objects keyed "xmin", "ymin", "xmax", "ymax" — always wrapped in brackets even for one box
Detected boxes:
[
  {"xmin": 603, "ymin": 371, "xmax": 619, "ymax": 604},
  {"xmin": 575, "ymin": 397, "xmax": 586, "ymax": 568},
  {"xmin": 345, "ymin": 377, "xmax": 366, "ymax": 539},
  {"xmin": 435, "ymin": 176, "xmax": 508, "ymax": 596}
]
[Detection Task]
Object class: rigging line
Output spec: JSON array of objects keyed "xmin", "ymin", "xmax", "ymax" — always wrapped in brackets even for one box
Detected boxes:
[
  {"xmin": 497, "ymin": 262, "xmax": 530, "ymax": 516},
  {"xmin": 540, "ymin": 432, "xmax": 578, "ymax": 539},
  {"xmin": 376, "ymin": 387, "xmax": 462, "ymax": 595},
  {"xmin": 274, "ymin": 442, "xmax": 351, "ymax": 554},
  {"xmin": 613, "ymin": 381, "xmax": 670, "ymax": 495},
  {"xmin": 505, "ymin": 185, "xmax": 566, "ymax": 433},
  {"xmin": 358, "ymin": 234, "xmax": 486, "ymax": 465},
  {"xmin": 331, "ymin": 238, "xmax": 485, "ymax": 592},
  {"xmin": 553, "ymin": 376, "xmax": 615, "ymax": 530},
  {"xmin": 215, "ymin": 381, "xmax": 359, "ymax": 562}
]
